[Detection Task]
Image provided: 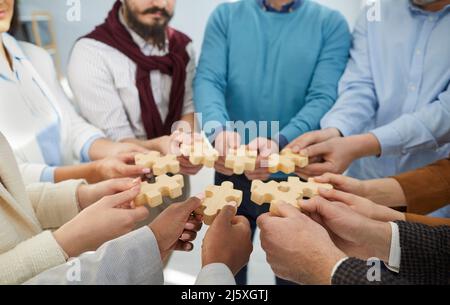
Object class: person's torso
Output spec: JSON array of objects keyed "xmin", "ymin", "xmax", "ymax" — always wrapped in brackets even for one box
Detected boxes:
[
  {"xmin": 77, "ymin": 38, "xmax": 192, "ymax": 140},
  {"xmin": 348, "ymin": 0, "xmax": 450, "ymax": 179},
  {"xmin": 221, "ymin": 0, "xmax": 335, "ymax": 130}
]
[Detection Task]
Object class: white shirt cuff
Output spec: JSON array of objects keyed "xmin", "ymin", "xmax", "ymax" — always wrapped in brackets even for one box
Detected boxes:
[{"xmin": 385, "ymin": 222, "xmax": 401, "ymax": 273}]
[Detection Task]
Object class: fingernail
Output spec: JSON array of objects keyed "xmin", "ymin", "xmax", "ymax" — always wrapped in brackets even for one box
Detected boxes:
[
  {"xmin": 142, "ymin": 168, "xmax": 151, "ymax": 174},
  {"xmin": 132, "ymin": 185, "xmax": 141, "ymax": 192},
  {"xmin": 184, "ymin": 243, "xmax": 192, "ymax": 251},
  {"xmin": 181, "ymin": 233, "xmax": 189, "ymax": 241},
  {"xmin": 300, "ymin": 150, "xmax": 308, "ymax": 156},
  {"xmin": 226, "ymin": 202, "xmax": 237, "ymax": 208},
  {"xmin": 195, "ymin": 193, "xmax": 205, "ymax": 200},
  {"xmin": 132, "ymin": 178, "xmax": 141, "ymax": 185}
]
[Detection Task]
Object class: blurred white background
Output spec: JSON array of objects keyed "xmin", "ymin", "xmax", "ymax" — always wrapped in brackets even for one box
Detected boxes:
[{"xmin": 18, "ymin": 0, "xmax": 364, "ymax": 285}]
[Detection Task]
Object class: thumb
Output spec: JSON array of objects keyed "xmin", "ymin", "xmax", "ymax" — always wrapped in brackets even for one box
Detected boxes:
[
  {"xmin": 177, "ymin": 196, "xmax": 202, "ymax": 217},
  {"xmin": 101, "ymin": 185, "xmax": 141, "ymax": 208},
  {"xmin": 213, "ymin": 204, "xmax": 237, "ymax": 227},
  {"xmin": 274, "ymin": 201, "xmax": 302, "ymax": 218}
]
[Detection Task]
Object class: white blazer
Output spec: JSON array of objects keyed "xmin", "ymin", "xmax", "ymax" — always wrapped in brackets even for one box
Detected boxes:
[{"xmin": 0, "ymin": 33, "xmax": 104, "ymax": 184}]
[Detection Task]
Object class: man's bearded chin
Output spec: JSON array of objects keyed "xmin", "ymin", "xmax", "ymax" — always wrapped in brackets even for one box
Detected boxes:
[{"xmin": 124, "ymin": 3, "xmax": 173, "ymax": 50}]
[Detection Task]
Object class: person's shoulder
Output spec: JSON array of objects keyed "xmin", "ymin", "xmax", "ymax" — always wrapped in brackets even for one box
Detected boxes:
[
  {"xmin": 303, "ymin": 1, "xmax": 345, "ymax": 21},
  {"xmin": 18, "ymin": 40, "xmax": 52, "ymax": 64},
  {"xmin": 72, "ymin": 37, "xmax": 124, "ymax": 58},
  {"xmin": 210, "ymin": 0, "xmax": 253, "ymax": 20}
]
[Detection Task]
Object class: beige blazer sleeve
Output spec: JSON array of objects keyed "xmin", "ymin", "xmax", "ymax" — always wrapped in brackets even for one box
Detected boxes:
[
  {"xmin": 0, "ymin": 231, "xmax": 67, "ymax": 284},
  {"xmin": 26, "ymin": 180, "xmax": 85, "ymax": 230}
]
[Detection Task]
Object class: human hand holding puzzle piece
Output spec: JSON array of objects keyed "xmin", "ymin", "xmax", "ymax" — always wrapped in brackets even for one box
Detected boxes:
[{"xmin": 195, "ymin": 181, "xmax": 243, "ymax": 225}]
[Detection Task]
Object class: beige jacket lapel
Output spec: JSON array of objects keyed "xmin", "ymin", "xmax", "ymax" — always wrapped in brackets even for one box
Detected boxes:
[{"xmin": 0, "ymin": 132, "xmax": 41, "ymax": 233}]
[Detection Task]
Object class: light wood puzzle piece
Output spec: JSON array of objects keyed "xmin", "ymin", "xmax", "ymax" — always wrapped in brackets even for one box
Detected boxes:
[
  {"xmin": 251, "ymin": 180, "xmax": 303, "ymax": 215},
  {"xmin": 134, "ymin": 174, "xmax": 184, "ymax": 207},
  {"xmin": 135, "ymin": 151, "xmax": 180, "ymax": 176},
  {"xmin": 287, "ymin": 177, "xmax": 333, "ymax": 198},
  {"xmin": 196, "ymin": 182, "xmax": 243, "ymax": 225},
  {"xmin": 268, "ymin": 149, "xmax": 309, "ymax": 174},
  {"xmin": 250, "ymin": 177, "xmax": 333, "ymax": 215},
  {"xmin": 180, "ymin": 139, "xmax": 219, "ymax": 168},
  {"xmin": 225, "ymin": 146, "xmax": 258, "ymax": 175}
]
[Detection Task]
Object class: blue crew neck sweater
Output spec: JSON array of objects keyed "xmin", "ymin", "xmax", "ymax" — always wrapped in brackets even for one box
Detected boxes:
[{"xmin": 194, "ymin": 0, "xmax": 351, "ymax": 146}]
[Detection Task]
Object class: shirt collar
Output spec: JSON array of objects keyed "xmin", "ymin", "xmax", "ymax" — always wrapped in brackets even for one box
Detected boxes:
[
  {"xmin": 257, "ymin": 0, "xmax": 302, "ymax": 13},
  {"xmin": 0, "ymin": 33, "xmax": 25, "ymax": 81},
  {"xmin": 1, "ymin": 32, "xmax": 26, "ymax": 61},
  {"xmin": 118, "ymin": 8, "xmax": 169, "ymax": 54}
]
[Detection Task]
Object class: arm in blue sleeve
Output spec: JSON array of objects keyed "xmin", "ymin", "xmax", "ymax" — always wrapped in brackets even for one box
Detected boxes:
[
  {"xmin": 280, "ymin": 11, "xmax": 352, "ymax": 142},
  {"xmin": 194, "ymin": 5, "xmax": 231, "ymax": 137},
  {"xmin": 320, "ymin": 10, "xmax": 378, "ymax": 137},
  {"xmin": 371, "ymin": 85, "xmax": 450, "ymax": 156},
  {"xmin": 80, "ymin": 135, "xmax": 103, "ymax": 163}
]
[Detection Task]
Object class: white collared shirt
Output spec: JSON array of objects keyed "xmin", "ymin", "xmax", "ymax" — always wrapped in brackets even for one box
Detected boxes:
[{"xmin": 68, "ymin": 13, "xmax": 195, "ymax": 141}]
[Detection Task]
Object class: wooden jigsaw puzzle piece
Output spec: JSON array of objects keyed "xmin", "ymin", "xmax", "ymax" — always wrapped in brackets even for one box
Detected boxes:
[
  {"xmin": 225, "ymin": 146, "xmax": 258, "ymax": 175},
  {"xmin": 287, "ymin": 177, "xmax": 333, "ymax": 198},
  {"xmin": 134, "ymin": 174, "xmax": 184, "ymax": 207},
  {"xmin": 197, "ymin": 181, "xmax": 243, "ymax": 225},
  {"xmin": 267, "ymin": 149, "xmax": 309, "ymax": 174},
  {"xmin": 181, "ymin": 140, "xmax": 219, "ymax": 168},
  {"xmin": 250, "ymin": 179, "xmax": 303, "ymax": 213},
  {"xmin": 135, "ymin": 151, "xmax": 180, "ymax": 176}
]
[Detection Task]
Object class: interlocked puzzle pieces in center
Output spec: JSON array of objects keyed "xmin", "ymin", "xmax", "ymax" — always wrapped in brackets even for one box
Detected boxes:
[
  {"xmin": 251, "ymin": 177, "xmax": 333, "ymax": 216},
  {"xmin": 134, "ymin": 174, "xmax": 184, "ymax": 207}
]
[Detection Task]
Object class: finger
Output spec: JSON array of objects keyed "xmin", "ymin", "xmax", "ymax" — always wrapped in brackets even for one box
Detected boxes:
[
  {"xmin": 102, "ymin": 185, "xmax": 141, "ymax": 208},
  {"xmin": 287, "ymin": 133, "xmax": 317, "ymax": 152},
  {"xmin": 226, "ymin": 132, "xmax": 241, "ymax": 149},
  {"xmin": 300, "ymin": 162, "xmax": 336, "ymax": 176},
  {"xmin": 300, "ymin": 141, "xmax": 330, "ymax": 159},
  {"xmin": 109, "ymin": 177, "xmax": 140, "ymax": 193},
  {"xmin": 131, "ymin": 145, "xmax": 151, "ymax": 154},
  {"xmin": 185, "ymin": 217, "xmax": 203, "ymax": 232},
  {"xmin": 213, "ymin": 204, "xmax": 237, "ymax": 228},
  {"xmin": 274, "ymin": 202, "xmax": 303, "ymax": 218},
  {"xmin": 120, "ymin": 164, "xmax": 152, "ymax": 176},
  {"xmin": 119, "ymin": 152, "xmax": 139, "ymax": 164},
  {"xmin": 174, "ymin": 240, "xmax": 194, "ymax": 252},
  {"xmin": 318, "ymin": 188, "xmax": 357, "ymax": 205},
  {"xmin": 127, "ymin": 206, "xmax": 150, "ymax": 222},
  {"xmin": 180, "ymin": 230, "xmax": 197, "ymax": 242},
  {"xmin": 247, "ymin": 138, "xmax": 259, "ymax": 151},
  {"xmin": 256, "ymin": 212, "xmax": 272, "ymax": 229},
  {"xmin": 300, "ymin": 197, "xmax": 334, "ymax": 217},
  {"xmin": 314, "ymin": 173, "xmax": 343, "ymax": 184},
  {"xmin": 177, "ymin": 196, "xmax": 203, "ymax": 216}
]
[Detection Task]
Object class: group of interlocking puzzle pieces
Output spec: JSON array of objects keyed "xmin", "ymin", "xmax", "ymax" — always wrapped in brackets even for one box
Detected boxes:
[
  {"xmin": 132, "ymin": 139, "xmax": 323, "ymax": 223},
  {"xmin": 251, "ymin": 177, "xmax": 333, "ymax": 216}
]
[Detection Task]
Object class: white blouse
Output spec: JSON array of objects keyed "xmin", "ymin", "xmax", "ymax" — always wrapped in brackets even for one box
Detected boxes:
[{"xmin": 0, "ymin": 33, "xmax": 104, "ymax": 184}]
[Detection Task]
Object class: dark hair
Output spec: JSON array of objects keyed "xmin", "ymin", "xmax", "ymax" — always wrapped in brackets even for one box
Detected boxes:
[{"xmin": 8, "ymin": 1, "xmax": 19, "ymax": 35}]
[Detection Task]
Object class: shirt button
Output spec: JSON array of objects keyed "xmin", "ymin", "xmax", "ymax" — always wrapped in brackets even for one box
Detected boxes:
[
  {"xmin": 416, "ymin": 49, "xmax": 422, "ymax": 55},
  {"xmin": 428, "ymin": 16, "xmax": 435, "ymax": 22},
  {"xmin": 410, "ymin": 85, "xmax": 417, "ymax": 91}
]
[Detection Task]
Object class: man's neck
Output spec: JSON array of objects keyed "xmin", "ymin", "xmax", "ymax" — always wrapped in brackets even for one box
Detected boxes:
[
  {"xmin": 418, "ymin": 0, "xmax": 450, "ymax": 12},
  {"xmin": 267, "ymin": 0, "xmax": 294, "ymax": 11}
]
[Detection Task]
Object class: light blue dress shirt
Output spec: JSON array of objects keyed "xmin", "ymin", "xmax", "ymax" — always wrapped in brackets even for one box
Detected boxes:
[{"xmin": 321, "ymin": 0, "xmax": 450, "ymax": 179}]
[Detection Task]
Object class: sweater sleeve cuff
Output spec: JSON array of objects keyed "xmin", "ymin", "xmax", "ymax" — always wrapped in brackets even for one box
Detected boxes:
[{"xmin": 27, "ymin": 180, "xmax": 85, "ymax": 229}]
